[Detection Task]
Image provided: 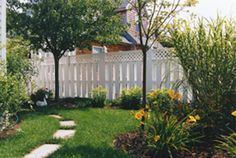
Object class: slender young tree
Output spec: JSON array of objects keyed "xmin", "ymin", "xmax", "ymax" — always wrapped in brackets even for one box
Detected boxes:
[
  {"xmin": 129, "ymin": 0, "xmax": 198, "ymax": 129},
  {"xmin": 7, "ymin": 0, "xmax": 125, "ymax": 100}
]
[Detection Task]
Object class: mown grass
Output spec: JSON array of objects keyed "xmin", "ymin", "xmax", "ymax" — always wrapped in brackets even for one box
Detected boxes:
[
  {"xmin": 0, "ymin": 108, "xmax": 138, "ymax": 158},
  {"xmin": 49, "ymin": 108, "xmax": 137, "ymax": 158},
  {"xmin": 0, "ymin": 113, "xmax": 59, "ymax": 158}
]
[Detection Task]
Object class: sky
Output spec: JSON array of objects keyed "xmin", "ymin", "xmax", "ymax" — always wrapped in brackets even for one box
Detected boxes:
[
  {"xmin": 191, "ymin": 0, "xmax": 236, "ymax": 19},
  {"xmin": 19, "ymin": 0, "xmax": 236, "ymax": 19}
]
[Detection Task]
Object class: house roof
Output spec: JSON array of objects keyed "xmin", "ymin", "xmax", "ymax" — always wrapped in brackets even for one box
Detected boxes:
[
  {"xmin": 121, "ymin": 32, "xmax": 163, "ymax": 48},
  {"xmin": 116, "ymin": 0, "xmax": 132, "ymax": 11},
  {"xmin": 122, "ymin": 32, "xmax": 138, "ymax": 45}
]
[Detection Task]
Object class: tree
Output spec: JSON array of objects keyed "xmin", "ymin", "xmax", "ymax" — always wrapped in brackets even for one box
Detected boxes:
[
  {"xmin": 129, "ymin": 0, "xmax": 198, "ymax": 129},
  {"xmin": 7, "ymin": 0, "xmax": 125, "ymax": 100}
]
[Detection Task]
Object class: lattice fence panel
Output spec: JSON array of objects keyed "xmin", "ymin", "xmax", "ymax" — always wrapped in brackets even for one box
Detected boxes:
[{"xmin": 32, "ymin": 49, "xmax": 191, "ymax": 100}]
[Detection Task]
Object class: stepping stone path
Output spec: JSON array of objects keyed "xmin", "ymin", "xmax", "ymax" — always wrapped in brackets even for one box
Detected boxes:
[
  {"xmin": 23, "ymin": 114, "xmax": 76, "ymax": 158},
  {"xmin": 49, "ymin": 114, "xmax": 63, "ymax": 119},
  {"xmin": 53, "ymin": 129, "xmax": 76, "ymax": 139},
  {"xmin": 23, "ymin": 144, "xmax": 61, "ymax": 158},
  {"xmin": 59, "ymin": 120, "xmax": 76, "ymax": 128}
]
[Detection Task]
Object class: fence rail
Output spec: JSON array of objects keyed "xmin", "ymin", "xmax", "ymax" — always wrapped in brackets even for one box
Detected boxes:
[{"xmin": 33, "ymin": 49, "xmax": 190, "ymax": 99}]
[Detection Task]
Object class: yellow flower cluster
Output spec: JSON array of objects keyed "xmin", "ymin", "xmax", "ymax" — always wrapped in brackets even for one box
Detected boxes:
[
  {"xmin": 186, "ymin": 115, "xmax": 200, "ymax": 124},
  {"xmin": 148, "ymin": 91, "xmax": 158, "ymax": 97},
  {"xmin": 135, "ymin": 109, "xmax": 146, "ymax": 120},
  {"xmin": 153, "ymin": 135, "xmax": 160, "ymax": 142},
  {"xmin": 232, "ymin": 110, "xmax": 236, "ymax": 117},
  {"xmin": 167, "ymin": 90, "xmax": 182, "ymax": 100}
]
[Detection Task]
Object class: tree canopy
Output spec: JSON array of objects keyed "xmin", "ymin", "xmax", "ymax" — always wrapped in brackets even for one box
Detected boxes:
[{"xmin": 7, "ymin": 0, "xmax": 126, "ymax": 100}]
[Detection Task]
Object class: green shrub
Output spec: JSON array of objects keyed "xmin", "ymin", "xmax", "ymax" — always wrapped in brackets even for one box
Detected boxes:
[
  {"xmin": 145, "ymin": 111, "xmax": 200, "ymax": 158},
  {"xmin": 147, "ymin": 89, "xmax": 190, "ymax": 118},
  {"xmin": 171, "ymin": 17, "xmax": 236, "ymax": 138},
  {"xmin": 120, "ymin": 87, "xmax": 142, "ymax": 109},
  {"xmin": 0, "ymin": 37, "xmax": 33, "ymax": 131},
  {"xmin": 7, "ymin": 37, "xmax": 35, "ymax": 79},
  {"xmin": 0, "ymin": 74, "xmax": 29, "ymax": 131},
  {"xmin": 216, "ymin": 132, "xmax": 236, "ymax": 158},
  {"xmin": 90, "ymin": 86, "xmax": 107, "ymax": 108}
]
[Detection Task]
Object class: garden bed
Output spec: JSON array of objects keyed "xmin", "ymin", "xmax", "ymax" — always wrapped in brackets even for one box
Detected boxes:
[
  {"xmin": 0, "ymin": 123, "xmax": 21, "ymax": 139},
  {"xmin": 113, "ymin": 131, "xmax": 230, "ymax": 158}
]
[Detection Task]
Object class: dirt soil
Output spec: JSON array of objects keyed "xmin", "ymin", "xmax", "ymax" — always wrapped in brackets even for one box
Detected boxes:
[{"xmin": 0, "ymin": 123, "xmax": 21, "ymax": 139}]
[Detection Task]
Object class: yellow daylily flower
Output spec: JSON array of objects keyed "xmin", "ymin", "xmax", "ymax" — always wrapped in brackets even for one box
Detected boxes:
[
  {"xmin": 175, "ymin": 92, "xmax": 182, "ymax": 100},
  {"xmin": 231, "ymin": 110, "xmax": 236, "ymax": 117},
  {"xmin": 135, "ymin": 112, "xmax": 143, "ymax": 120},
  {"xmin": 149, "ymin": 91, "xmax": 158, "ymax": 97},
  {"xmin": 194, "ymin": 115, "xmax": 200, "ymax": 121},
  {"xmin": 167, "ymin": 89, "xmax": 175, "ymax": 100},
  {"xmin": 186, "ymin": 115, "xmax": 197, "ymax": 124},
  {"xmin": 154, "ymin": 135, "xmax": 160, "ymax": 142},
  {"xmin": 139, "ymin": 109, "xmax": 145, "ymax": 115}
]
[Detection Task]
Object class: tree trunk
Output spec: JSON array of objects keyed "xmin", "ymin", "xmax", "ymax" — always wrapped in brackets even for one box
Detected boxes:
[
  {"xmin": 141, "ymin": 50, "xmax": 147, "ymax": 130},
  {"xmin": 53, "ymin": 56, "xmax": 60, "ymax": 101}
]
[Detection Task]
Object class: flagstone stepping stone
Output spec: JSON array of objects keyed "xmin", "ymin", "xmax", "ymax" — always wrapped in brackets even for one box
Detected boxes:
[
  {"xmin": 59, "ymin": 121, "xmax": 76, "ymax": 127},
  {"xmin": 23, "ymin": 144, "xmax": 61, "ymax": 158},
  {"xmin": 49, "ymin": 115, "xmax": 63, "ymax": 119},
  {"xmin": 53, "ymin": 130, "xmax": 76, "ymax": 139}
]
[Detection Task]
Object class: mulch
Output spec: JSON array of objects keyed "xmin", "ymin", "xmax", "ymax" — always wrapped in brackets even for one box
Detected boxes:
[
  {"xmin": 113, "ymin": 132, "xmax": 230, "ymax": 158},
  {"xmin": 0, "ymin": 122, "xmax": 21, "ymax": 139}
]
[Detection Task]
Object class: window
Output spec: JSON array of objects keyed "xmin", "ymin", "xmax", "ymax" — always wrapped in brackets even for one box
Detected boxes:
[{"xmin": 92, "ymin": 46, "xmax": 104, "ymax": 54}]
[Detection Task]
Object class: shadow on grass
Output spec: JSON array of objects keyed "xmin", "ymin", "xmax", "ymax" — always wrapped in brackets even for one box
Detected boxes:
[{"xmin": 50, "ymin": 145, "xmax": 133, "ymax": 158}]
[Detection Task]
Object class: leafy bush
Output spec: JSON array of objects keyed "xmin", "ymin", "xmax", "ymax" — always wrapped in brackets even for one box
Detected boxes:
[
  {"xmin": 120, "ymin": 87, "xmax": 142, "ymax": 109},
  {"xmin": 135, "ymin": 110, "xmax": 200, "ymax": 158},
  {"xmin": 216, "ymin": 132, "xmax": 236, "ymax": 158},
  {"xmin": 105, "ymin": 98, "xmax": 122, "ymax": 108},
  {"xmin": 0, "ymin": 74, "xmax": 29, "ymax": 131},
  {"xmin": 171, "ymin": 17, "xmax": 236, "ymax": 138},
  {"xmin": 147, "ymin": 89, "xmax": 189, "ymax": 118},
  {"xmin": 7, "ymin": 37, "xmax": 35, "ymax": 79},
  {"xmin": 0, "ymin": 37, "xmax": 34, "ymax": 131},
  {"xmin": 90, "ymin": 86, "xmax": 107, "ymax": 107}
]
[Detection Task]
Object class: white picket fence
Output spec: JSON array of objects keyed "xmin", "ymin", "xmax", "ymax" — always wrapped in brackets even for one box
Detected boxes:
[{"xmin": 33, "ymin": 49, "xmax": 191, "ymax": 99}]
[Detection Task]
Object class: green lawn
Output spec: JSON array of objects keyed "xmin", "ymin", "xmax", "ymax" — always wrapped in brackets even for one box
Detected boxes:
[
  {"xmin": 0, "ymin": 108, "xmax": 137, "ymax": 158},
  {"xmin": 0, "ymin": 113, "xmax": 59, "ymax": 158}
]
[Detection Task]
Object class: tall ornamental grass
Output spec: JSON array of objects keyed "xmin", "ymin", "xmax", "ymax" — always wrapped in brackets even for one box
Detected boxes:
[{"xmin": 171, "ymin": 18, "xmax": 236, "ymax": 139}]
